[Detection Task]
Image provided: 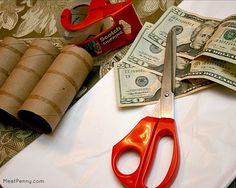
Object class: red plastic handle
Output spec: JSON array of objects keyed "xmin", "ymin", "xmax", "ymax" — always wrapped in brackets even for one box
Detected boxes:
[{"xmin": 111, "ymin": 117, "xmax": 180, "ymax": 188}]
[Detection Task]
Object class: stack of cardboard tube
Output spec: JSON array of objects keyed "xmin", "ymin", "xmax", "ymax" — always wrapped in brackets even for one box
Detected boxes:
[{"xmin": 0, "ymin": 37, "xmax": 94, "ymax": 133}]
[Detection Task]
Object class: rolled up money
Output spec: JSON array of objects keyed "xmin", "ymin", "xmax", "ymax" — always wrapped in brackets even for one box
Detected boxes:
[
  {"xmin": 18, "ymin": 45, "xmax": 94, "ymax": 133},
  {"xmin": 0, "ymin": 37, "xmax": 28, "ymax": 87},
  {"xmin": 0, "ymin": 39, "xmax": 60, "ymax": 123}
]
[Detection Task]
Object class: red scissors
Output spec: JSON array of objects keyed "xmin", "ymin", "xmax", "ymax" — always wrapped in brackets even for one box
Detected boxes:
[{"xmin": 111, "ymin": 30, "xmax": 180, "ymax": 188}]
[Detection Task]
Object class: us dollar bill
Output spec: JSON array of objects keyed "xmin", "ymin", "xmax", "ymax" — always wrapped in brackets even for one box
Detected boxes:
[
  {"xmin": 114, "ymin": 61, "xmax": 162, "ymax": 107},
  {"xmin": 146, "ymin": 6, "xmax": 236, "ymax": 65},
  {"xmin": 123, "ymin": 22, "xmax": 166, "ymax": 74},
  {"xmin": 179, "ymin": 56, "xmax": 236, "ymax": 91},
  {"xmin": 202, "ymin": 15, "xmax": 236, "ymax": 64},
  {"xmin": 146, "ymin": 6, "xmax": 221, "ymax": 60},
  {"xmin": 123, "ymin": 21, "xmax": 236, "ymax": 91},
  {"xmin": 114, "ymin": 61, "xmax": 213, "ymax": 107},
  {"xmin": 115, "ymin": 7, "xmax": 236, "ymax": 107}
]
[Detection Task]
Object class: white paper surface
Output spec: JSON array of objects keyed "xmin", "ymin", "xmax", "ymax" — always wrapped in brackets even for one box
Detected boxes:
[{"xmin": 1, "ymin": 1, "xmax": 236, "ymax": 188}]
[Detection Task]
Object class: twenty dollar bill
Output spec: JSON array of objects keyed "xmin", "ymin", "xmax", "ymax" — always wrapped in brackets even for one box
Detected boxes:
[{"xmin": 115, "ymin": 61, "xmax": 213, "ymax": 107}]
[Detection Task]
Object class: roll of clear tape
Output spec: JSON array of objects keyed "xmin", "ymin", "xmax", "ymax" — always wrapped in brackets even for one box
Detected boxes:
[
  {"xmin": 57, "ymin": 0, "xmax": 114, "ymax": 45},
  {"xmin": 18, "ymin": 45, "xmax": 94, "ymax": 134}
]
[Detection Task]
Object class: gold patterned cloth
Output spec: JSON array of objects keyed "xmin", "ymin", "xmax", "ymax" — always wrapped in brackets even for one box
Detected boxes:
[{"xmin": 0, "ymin": 0, "xmax": 182, "ymax": 167}]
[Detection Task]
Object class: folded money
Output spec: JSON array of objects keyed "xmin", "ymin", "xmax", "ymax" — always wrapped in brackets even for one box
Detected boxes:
[
  {"xmin": 122, "ymin": 9, "xmax": 236, "ymax": 92},
  {"xmin": 114, "ymin": 61, "xmax": 213, "ymax": 107},
  {"xmin": 114, "ymin": 7, "xmax": 236, "ymax": 107}
]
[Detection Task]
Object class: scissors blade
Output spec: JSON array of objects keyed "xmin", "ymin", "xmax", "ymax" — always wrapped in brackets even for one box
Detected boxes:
[{"xmin": 160, "ymin": 29, "xmax": 176, "ymax": 119}]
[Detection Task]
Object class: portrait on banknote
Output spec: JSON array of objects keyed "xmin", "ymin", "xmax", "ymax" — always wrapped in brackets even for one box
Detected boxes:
[
  {"xmin": 174, "ymin": 79, "xmax": 190, "ymax": 95},
  {"xmin": 176, "ymin": 21, "xmax": 218, "ymax": 57},
  {"xmin": 176, "ymin": 57, "xmax": 191, "ymax": 77}
]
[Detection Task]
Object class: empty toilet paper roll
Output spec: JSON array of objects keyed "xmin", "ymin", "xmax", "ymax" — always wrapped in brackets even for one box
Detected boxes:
[
  {"xmin": 18, "ymin": 45, "xmax": 94, "ymax": 133},
  {"xmin": 0, "ymin": 37, "xmax": 28, "ymax": 87},
  {"xmin": 0, "ymin": 39, "xmax": 60, "ymax": 123}
]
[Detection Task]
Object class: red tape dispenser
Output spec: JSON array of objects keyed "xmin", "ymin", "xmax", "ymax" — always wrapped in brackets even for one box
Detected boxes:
[{"xmin": 59, "ymin": 0, "xmax": 142, "ymax": 56}]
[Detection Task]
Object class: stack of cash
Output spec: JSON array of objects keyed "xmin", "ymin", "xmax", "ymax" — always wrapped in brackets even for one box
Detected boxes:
[{"xmin": 115, "ymin": 6, "xmax": 236, "ymax": 107}]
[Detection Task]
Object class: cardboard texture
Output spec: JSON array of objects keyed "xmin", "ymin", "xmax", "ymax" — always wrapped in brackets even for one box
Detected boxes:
[
  {"xmin": 18, "ymin": 45, "xmax": 94, "ymax": 133},
  {"xmin": 0, "ymin": 37, "xmax": 28, "ymax": 87},
  {"xmin": 0, "ymin": 39, "xmax": 60, "ymax": 122}
]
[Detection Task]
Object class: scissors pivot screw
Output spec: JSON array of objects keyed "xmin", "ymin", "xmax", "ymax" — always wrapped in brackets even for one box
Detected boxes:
[{"xmin": 164, "ymin": 93, "xmax": 170, "ymax": 97}]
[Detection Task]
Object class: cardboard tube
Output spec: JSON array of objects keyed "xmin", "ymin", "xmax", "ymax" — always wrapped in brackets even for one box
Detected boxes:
[
  {"xmin": 18, "ymin": 45, "xmax": 94, "ymax": 133},
  {"xmin": 0, "ymin": 39, "xmax": 60, "ymax": 123},
  {"xmin": 0, "ymin": 37, "xmax": 28, "ymax": 87}
]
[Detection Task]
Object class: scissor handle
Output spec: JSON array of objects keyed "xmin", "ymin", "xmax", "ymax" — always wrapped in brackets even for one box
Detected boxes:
[{"xmin": 111, "ymin": 116, "xmax": 180, "ymax": 188}]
